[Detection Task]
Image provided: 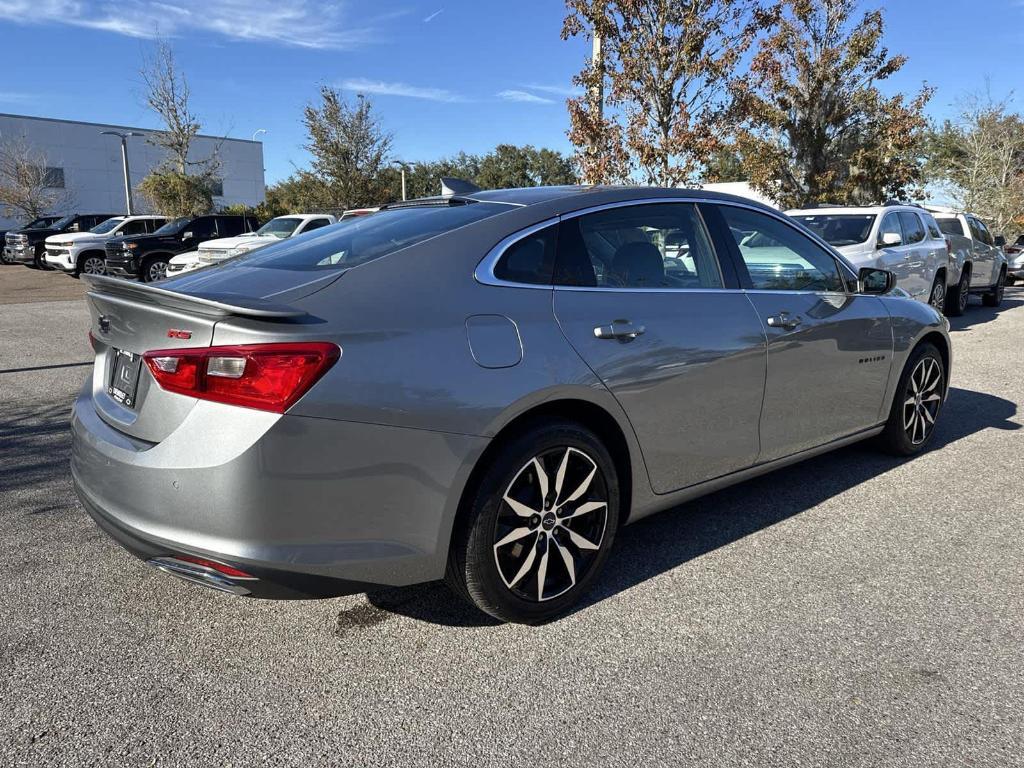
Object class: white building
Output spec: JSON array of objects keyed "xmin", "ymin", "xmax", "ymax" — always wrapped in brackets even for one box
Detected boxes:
[{"xmin": 0, "ymin": 113, "xmax": 265, "ymax": 229}]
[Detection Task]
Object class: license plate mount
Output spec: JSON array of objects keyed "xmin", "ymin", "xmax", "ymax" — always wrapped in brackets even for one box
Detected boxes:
[{"xmin": 108, "ymin": 349, "xmax": 143, "ymax": 409}]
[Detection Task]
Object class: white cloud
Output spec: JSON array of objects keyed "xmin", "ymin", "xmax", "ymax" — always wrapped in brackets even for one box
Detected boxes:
[
  {"xmin": 497, "ymin": 89, "xmax": 555, "ymax": 105},
  {"xmin": 0, "ymin": 0, "xmax": 383, "ymax": 49},
  {"xmin": 521, "ymin": 83, "xmax": 582, "ymax": 97},
  {"xmin": 0, "ymin": 91, "xmax": 35, "ymax": 104},
  {"xmin": 423, "ymin": 8, "xmax": 443, "ymax": 23},
  {"xmin": 341, "ymin": 78, "xmax": 464, "ymax": 103}
]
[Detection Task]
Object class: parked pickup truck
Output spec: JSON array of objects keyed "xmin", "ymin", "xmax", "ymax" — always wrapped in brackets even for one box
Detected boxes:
[
  {"xmin": 1, "ymin": 216, "xmax": 62, "ymax": 263},
  {"xmin": 44, "ymin": 215, "xmax": 166, "ymax": 277},
  {"xmin": 925, "ymin": 207, "xmax": 1008, "ymax": 313},
  {"xmin": 165, "ymin": 214, "xmax": 336, "ymax": 276},
  {"xmin": 104, "ymin": 213, "xmax": 259, "ymax": 282},
  {"xmin": 6, "ymin": 213, "xmax": 118, "ymax": 269}
]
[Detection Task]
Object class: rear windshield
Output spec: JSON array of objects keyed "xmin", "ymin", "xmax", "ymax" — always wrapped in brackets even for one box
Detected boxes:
[
  {"xmin": 235, "ymin": 202, "xmax": 509, "ymax": 271},
  {"xmin": 936, "ymin": 217, "xmax": 964, "ymax": 237},
  {"xmin": 790, "ymin": 214, "xmax": 876, "ymax": 246}
]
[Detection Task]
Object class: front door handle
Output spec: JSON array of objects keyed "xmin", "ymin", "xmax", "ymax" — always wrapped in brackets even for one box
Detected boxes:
[
  {"xmin": 594, "ymin": 319, "xmax": 646, "ymax": 342},
  {"xmin": 766, "ymin": 312, "xmax": 802, "ymax": 330}
]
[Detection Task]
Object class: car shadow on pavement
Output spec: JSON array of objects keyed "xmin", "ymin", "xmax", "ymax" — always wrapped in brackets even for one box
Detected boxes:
[
  {"xmin": 0, "ymin": 400, "xmax": 74, "ymax": 499},
  {"xmin": 948, "ymin": 288, "xmax": 1023, "ymax": 333},
  {"xmin": 365, "ymin": 385, "xmax": 1019, "ymax": 627}
]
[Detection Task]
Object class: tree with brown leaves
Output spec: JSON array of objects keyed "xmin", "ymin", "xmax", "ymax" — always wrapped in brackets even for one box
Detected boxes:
[
  {"xmin": 733, "ymin": 0, "xmax": 932, "ymax": 208},
  {"xmin": 0, "ymin": 136, "xmax": 71, "ymax": 221},
  {"xmin": 562, "ymin": 0, "xmax": 775, "ymax": 186}
]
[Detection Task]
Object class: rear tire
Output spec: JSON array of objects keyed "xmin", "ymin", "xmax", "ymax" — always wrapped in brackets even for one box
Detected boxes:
[
  {"xmin": 446, "ymin": 421, "xmax": 620, "ymax": 624},
  {"xmin": 927, "ymin": 273, "xmax": 946, "ymax": 312},
  {"xmin": 943, "ymin": 267, "xmax": 970, "ymax": 316},
  {"xmin": 982, "ymin": 268, "xmax": 1006, "ymax": 307},
  {"xmin": 877, "ymin": 343, "xmax": 945, "ymax": 457}
]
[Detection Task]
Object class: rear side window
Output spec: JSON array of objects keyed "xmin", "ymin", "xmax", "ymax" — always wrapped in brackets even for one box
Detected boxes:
[
  {"xmin": 120, "ymin": 220, "xmax": 151, "ymax": 236},
  {"xmin": 217, "ymin": 217, "xmax": 246, "ymax": 237},
  {"xmin": 238, "ymin": 202, "xmax": 509, "ymax": 271},
  {"xmin": 495, "ymin": 224, "xmax": 557, "ymax": 285},
  {"xmin": 899, "ymin": 212, "xmax": 926, "ymax": 244},
  {"xmin": 936, "ymin": 217, "xmax": 964, "ymax": 237},
  {"xmin": 719, "ymin": 205, "xmax": 844, "ymax": 292},
  {"xmin": 555, "ymin": 203, "xmax": 722, "ymax": 289}
]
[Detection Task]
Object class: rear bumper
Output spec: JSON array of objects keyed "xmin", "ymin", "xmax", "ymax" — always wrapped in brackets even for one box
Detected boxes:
[{"xmin": 70, "ymin": 382, "xmax": 488, "ymax": 598}]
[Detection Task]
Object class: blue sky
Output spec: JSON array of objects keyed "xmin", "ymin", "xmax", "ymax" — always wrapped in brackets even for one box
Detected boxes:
[{"xmin": 0, "ymin": 0, "xmax": 1019, "ymax": 184}]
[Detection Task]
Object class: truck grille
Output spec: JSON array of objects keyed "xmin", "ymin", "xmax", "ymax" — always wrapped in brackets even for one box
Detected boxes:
[{"xmin": 104, "ymin": 242, "xmax": 124, "ymax": 260}]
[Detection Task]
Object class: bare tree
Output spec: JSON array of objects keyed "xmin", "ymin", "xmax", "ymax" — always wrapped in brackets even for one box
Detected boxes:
[
  {"xmin": 0, "ymin": 136, "xmax": 71, "ymax": 221},
  {"xmin": 138, "ymin": 41, "xmax": 220, "ymax": 216},
  {"xmin": 928, "ymin": 91, "xmax": 1024, "ymax": 236}
]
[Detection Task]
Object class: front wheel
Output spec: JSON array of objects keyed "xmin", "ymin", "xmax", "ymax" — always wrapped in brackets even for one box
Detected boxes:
[
  {"xmin": 446, "ymin": 421, "xmax": 620, "ymax": 624},
  {"xmin": 982, "ymin": 269, "xmax": 1006, "ymax": 307},
  {"xmin": 944, "ymin": 268, "xmax": 970, "ymax": 317},
  {"xmin": 877, "ymin": 343, "xmax": 945, "ymax": 456},
  {"xmin": 77, "ymin": 253, "xmax": 106, "ymax": 278},
  {"xmin": 141, "ymin": 257, "xmax": 169, "ymax": 283}
]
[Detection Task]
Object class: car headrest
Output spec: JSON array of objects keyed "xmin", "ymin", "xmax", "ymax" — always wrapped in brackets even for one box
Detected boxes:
[{"xmin": 611, "ymin": 241, "xmax": 664, "ymax": 287}]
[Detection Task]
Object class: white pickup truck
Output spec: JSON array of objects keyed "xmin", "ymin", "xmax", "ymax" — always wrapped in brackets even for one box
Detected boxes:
[
  {"xmin": 166, "ymin": 214, "xmax": 337, "ymax": 275},
  {"xmin": 925, "ymin": 207, "xmax": 1008, "ymax": 314},
  {"xmin": 43, "ymin": 215, "xmax": 166, "ymax": 277}
]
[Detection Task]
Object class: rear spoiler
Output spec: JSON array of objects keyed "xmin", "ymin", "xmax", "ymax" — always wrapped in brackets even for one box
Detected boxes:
[{"xmin": 81, "ymin": 274, "xmax": 308, "ymax": 319}]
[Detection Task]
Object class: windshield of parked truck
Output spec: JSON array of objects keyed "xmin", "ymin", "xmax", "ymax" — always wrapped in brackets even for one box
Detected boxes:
[
  {"xmin": 26, "ymin": 216, "xmax": 59, "ymax": 229},
  {"xmin": 256, "ymin": 218, "xmax": 303, "ymax": 238},
  {"xmin": 153, "ymin": 217, "xmax": 192, "ymax": 235},
  {"xmin": 89, "ymin": 217, "xmax": 125, "ymax": 234},
  {"xmin": 237, "ymin": 201, "xmax": 509, "ymax": 271},
  {"xmin": 790, "ymin": 214, "xmax": 876, "ymax": 246},
  {"xmin": 936, "ymin": 217, "xmax": 965, "ymax": 237},
  {"xmin": 49, "ymin": 215, "xmax": 76, "ymax": 230}
]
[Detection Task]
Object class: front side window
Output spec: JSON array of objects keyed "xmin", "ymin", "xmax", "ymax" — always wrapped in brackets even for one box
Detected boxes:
[
  {"xmin": 975, "ymin": 218, "xmax": 994, "ymax": 245},
  {"xmin": 302, "ymin": 218, "xmax": 332, "ymax": 233},
  {"xmin": 257, "ymin": 217, "xmax": 303, "ymax": 238},
  {"xmin": 555, "ymin": 203, "xmax": 723, "ymax": 289},
  {"xmin": 790, "ymin": 213, "xmax": 876, "ymax": 247},
  {"xmin": 899, "ymin": 211, "xmax": 925, "ymax": 244},
  {"xmin": 719, "ymin": 205, "xmax": 844, "ymax": 292},
  {"xmin": 878, "ymin": 212, "xmax": 903, "ymax": 246},
  {"xmin": 239, "ymin": 201, "xmax": 510, "ymax": 271},
  {"xmin": 494, "ymin": 224, "xmax": 558, "ymax": 285}
]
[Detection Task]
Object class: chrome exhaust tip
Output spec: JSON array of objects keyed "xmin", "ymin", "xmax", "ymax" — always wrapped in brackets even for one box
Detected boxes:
[{"xmin": 146, "ymin": 556, "xmax": 254, "ymax": 596}]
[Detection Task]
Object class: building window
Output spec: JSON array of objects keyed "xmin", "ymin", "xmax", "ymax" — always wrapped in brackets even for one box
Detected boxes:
[
  {"xmin": 43, "ymin": 167, "xmax": 65, "ymax": 189},
  {"xmin": 209, "ymin": 178, "xmax": 224, "ymax": 197}
]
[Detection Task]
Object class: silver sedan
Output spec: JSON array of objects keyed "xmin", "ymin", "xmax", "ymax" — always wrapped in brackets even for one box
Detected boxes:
[{"xmin": 71, "ymin": 186, "xmax": 951, "ymax": 623}]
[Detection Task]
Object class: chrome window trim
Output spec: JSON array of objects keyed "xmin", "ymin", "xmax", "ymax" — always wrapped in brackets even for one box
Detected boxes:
[{"xmin": 474, "ymin": 196, "xmax": 857, "ymax": 294}]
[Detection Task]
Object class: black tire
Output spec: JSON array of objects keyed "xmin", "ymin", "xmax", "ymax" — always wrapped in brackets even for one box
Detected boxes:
[
  {"xmin": 877, "ymin": 343, "xmax": 945, "ymax": 456},
  {"xmin": 446, "ymin": 420, "xmax": 620, "ymax": 624},
  {"xmin": 927, "ymin": 273, "xmax": 946, "ymax": 312},
  {"xmin": 943, "ymin": 266, "xmax": 970, "ymax": 317},
  {"xmin": 981, "ymin": 268, "xmax": 1006, "ymax": 307},
  {"xmin": 1006, "ymin": 275, "xmax": 1017, "ymax": 287},
  {"xmin": 76, "ymin": 252, "xmax": 106, "ymax": 278},
  {"xmin": 141, "ymin": 256, "xmax": 169, "ymax": 283}
]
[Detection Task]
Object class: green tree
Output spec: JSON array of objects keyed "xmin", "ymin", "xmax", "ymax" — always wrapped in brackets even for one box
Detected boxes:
[
  {"xmin": 926, "ymin": 92, "xmax": 1024, "ymax": 236},
  {"xmin": 138, "ymin": 41, "xmax": 220, "ymax": 216},
  {"xmin": 704, "ymin": 144, "xmax": 747, "ymax": 182},
  {"xmin": 476, "ymin": 145, "xmax": 578, "ymax": 189},
  {"xmin": 733, "ymin": 0, "xmax": 932, "ymax": 208},
  {"xmin": 562, "ymin": 0, "xmax": 776, "ymax": 185},
  {"xmin": 304, "ymin": 87, "xmax": 392, "ymax": 210}
]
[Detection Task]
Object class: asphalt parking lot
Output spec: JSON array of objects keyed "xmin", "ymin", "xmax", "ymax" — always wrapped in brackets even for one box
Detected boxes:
[{"xmin": 1, "ymin": 264, "xmax": 1022, "ymax": 767}]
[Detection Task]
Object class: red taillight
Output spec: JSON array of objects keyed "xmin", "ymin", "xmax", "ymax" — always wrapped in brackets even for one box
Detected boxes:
[
  {"xmin": 143, "ymin": 342, "xmax": 340, "ymax": 413},
  {"xmin": 173, "ymin": 554, "xmax": 255, "ymax": 579}
]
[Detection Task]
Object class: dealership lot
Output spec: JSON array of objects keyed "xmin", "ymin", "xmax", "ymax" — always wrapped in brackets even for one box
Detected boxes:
[{"xmin": 1, "ymin": 266, "xmax": 1022, "ymax": 766}]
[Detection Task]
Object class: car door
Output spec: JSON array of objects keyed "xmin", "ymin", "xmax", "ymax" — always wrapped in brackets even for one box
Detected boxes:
[
  {"xmin": 898, "ymin": 211, "xmax": 931, "ymax": 299},
  {"xmin": 712, "ymin": 204, "xmax": 894, "ymax": 462},
  {"xmin": 550, "ymin": 201, "xmax": 767, "ymax": 494},
  {"xmin": 876, "ymin": 212, "xmax": 913, "ymax": 294},
  {"xmin": 969, "ymin": 217, "xmax": 997, "ymax": 286}
]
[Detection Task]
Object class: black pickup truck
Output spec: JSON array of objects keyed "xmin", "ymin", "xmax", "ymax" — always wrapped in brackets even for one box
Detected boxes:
[
  {"xmin": 1, "ymin": 216, "xmax": 62, "ymax": 263},
  {"xmin": 104, "ymin": 214, "xmax": 259, "ymax": 282},
  {"xmin": 6, "ymin": 213, "xmax": 115, "ymax": 268}
]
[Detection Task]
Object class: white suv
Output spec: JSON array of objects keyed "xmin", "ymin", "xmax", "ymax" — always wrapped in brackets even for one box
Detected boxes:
[
  {"xmin": 166, "ymin": 214, "xmax": 337, "ymax": 275},
  {"xmin": 44, "ymin": 215, "xmax": 166, "ymax": 277},
  {"xmin": 788, "ymin": 204, "xmax": 949, "ymax": 310}
]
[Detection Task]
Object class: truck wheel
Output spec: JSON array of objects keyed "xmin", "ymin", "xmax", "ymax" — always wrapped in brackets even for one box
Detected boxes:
[
  {"xmin": 943, "ymin": 267, "xmax": 970, "ymax": 316},
  {"xmin": 142, "ymin": 257, "xmax": 169, "ymax": 283},
  {"xmin": 927, "ymin": 274, "xmax": 946, "ymax": 311},
  {"xmin": 77, "ymin": 253, "xmax": 106, "ymax": 278},
  {"xmin": 981, "ymin": 268, "xmax": 1006, "ymax": 307}
]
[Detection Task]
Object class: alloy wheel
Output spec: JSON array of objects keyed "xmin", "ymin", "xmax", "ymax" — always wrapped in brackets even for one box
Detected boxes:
[
  {"xmin": 82, "ymin": 256, "xmax": 105, "ymax": 275},
  {"xmin": 958, "ymin": 274, "xmax": 969, "ymax": 313},
  {"xmin": 493, "ymin": 446, "xmax": 608, "ymax": 602},
  {"xmin": 147, "ymin": 260, "xmax": 168, "ymax": 282},
  {"xmin": 929, "ymin": 279, "xmax": 945, "ymax": 310},
  {"xmin": 996, "ymin": 272, "xmax": 1005, "ymax": 303},
  {"xmin": 903, "ymin": 357, "xmax": 942, "ymax": 445}
]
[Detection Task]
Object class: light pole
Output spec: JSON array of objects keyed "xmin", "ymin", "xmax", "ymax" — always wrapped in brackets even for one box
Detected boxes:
[
  {"xmin": 252, "ymin": 128, "xmax": 267, "ymax": 142},
  {"xmin": 101, "ymin": 130, "xmax": 143, "ymax": 215},
  {"xmin": 391, "ymin": 160, "xmax": 408, "ymax": 201}
]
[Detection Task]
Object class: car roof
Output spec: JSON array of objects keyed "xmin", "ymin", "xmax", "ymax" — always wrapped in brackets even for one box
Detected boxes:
[{"xmin": 786, "ymin": 205, "xmax": 925, "ymax": 216}]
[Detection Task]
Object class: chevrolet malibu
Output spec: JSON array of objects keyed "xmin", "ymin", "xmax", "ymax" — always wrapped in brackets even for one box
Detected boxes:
[{"xmin": 72, "ymin": 186, "xmax": 951, "ymax": 623}]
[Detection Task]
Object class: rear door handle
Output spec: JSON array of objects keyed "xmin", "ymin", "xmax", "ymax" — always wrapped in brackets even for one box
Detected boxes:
[
  {"xmin": 766, "ymin": 313, "xmax": 802, "ymax": 330},
  {"xmin": 594, "ymin": 319, "xmax": 646, "ymax": 342}
]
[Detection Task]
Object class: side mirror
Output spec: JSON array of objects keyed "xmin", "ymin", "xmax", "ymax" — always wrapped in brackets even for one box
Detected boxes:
[
  {"xmin": 182, "ymin": 231, "xmax": 193, "ymax": 239},
  {"xmin": 995, "ymin": 235, "xmax": 1006, "ymax": 247},
  {"xmin": 858, "ymin": 267, "xmax": 895, "ymax": 295},
  {"xmin": 878, "ymin": 231, "xmax": 902, "ymax": 248}
]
